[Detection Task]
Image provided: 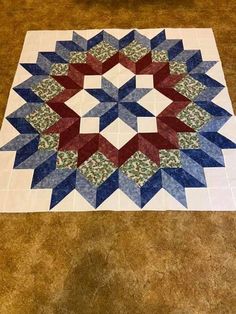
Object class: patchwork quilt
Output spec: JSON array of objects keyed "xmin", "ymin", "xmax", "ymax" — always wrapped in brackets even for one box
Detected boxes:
[{"xmin": 0, "ymin": 29, "xmax": 236, "ymax": 211}]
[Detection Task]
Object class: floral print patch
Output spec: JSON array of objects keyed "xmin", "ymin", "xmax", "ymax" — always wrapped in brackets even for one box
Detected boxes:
[
  {"xmin": 79, "ymin": 151, "xmax": 117, "ymax": 187},
  {"xmin": 160, "ymin": 149, "xmax": 181, "ymax": 168},
  {"xmin": 177, "ymin": 102, "xmax": 211, "ymax": 131},
  {"xmin": 89, "ymin": 41, "xmax": 117, "ymax": 63},
  {"xmin": 69, "ymin": 51, "xmax": 87, "ymax": 63},
  {"xmin": 178, "ymin": 132, "xmax": 200, "ymax": 149},
  {"xmin": 50, "ymin": 63, "xmax": 69, "ymax": 76},
  {"xmin": 31, "ymin": 77, "xmax": 65, "ymax": 102},
  {"xmin": 38, "ymin": 133, "xmax": 59, "ymax": 151},
  {"xmin": 26, "ymin": 104, "xmax": 60, "ymax": 133},
  {"xmin": 121, "ymin": 151, "xmax": 159, "ymax": 187},
  {"xmin": 151, "ymin": 49, "xmax": 169, "ymax": 62},
  {"xmin": 174, "ymin": 75, "xmax": 206, "ymax": 100},
  {"xmin": 56, "ymin": 150, "xmax": 78, "ymax": 169},
  {"xmin": 121, "ymin": 40, "xmax": 150, "ymax": 62},
  {"xmin": 169, "ymin": 61, "xmax": 187, "ymax": 74}
]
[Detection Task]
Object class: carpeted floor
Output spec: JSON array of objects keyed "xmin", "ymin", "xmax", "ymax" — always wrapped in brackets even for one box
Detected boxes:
[{"xmin": 0, "ymin": 1, "xmax": 236, "ymax": 313}]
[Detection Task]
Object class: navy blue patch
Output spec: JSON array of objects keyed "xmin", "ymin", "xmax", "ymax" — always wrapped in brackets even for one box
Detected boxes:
[
  {"xmin": 31, "ymin": 153, "xmax": 57, "ymax": 188},
  {"xmin": 14, "ymin": 136, "xmax": 40, "ymax": 168},
  {"xmin": 151, "ymin": 30, "xmax": 166, "ymax": 49},
  {"xmin": 50, "ymin": 171, "xmax": 76, "ymax": 209},
  {"xmin": 96, "ymin": 170, "xmax": 119, "ymax": 207},
  {"xmin": 141, "ymin": 170, "xmax": 162, "ymax": 207}
]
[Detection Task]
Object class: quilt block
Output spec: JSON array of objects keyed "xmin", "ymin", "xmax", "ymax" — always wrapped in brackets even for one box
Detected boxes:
[{"xmin": 0, "ymin": 29, "xmax": 236, "ymax": 211}]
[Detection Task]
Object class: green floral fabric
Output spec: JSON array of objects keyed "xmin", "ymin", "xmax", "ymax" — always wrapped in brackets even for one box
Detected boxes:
[
  {"xmin": 160, "ymin": 149, "xmax": 181, "ymax": 168},
  {"xmin": 89, "ymin": 41, "xmax": 117, "ymax": 63},
  {"xmin": 26, "ymin": 104, "xmax": 60, "ymax": 133},
  {"xmin": 79, "ymin": 151, "xmax": 117, "ymax": 187},
  {"xmin": 69, "ymin": 51, "xmax": 87, "ymax": 63},
  {"xmin": 121, "ymin": 151, "xmax": 159, "ymax": 187},
  {"xmin": 178, "ymin": 132, "xmax": 200, "ymax": 149},
  {"xmin": 50, "ymin": 63, "xmax": 69, "ymax": 76},
  {"xmin": 151, "ymin": 49, "xmax": 169, "ymax": 62},
  {"xmin": 31, "ymin": 77, "xmax": 64, "ymax": 102},
  {"xmin": 169, "ymin": 61, "xmax": 187, "ymax": 74},
  {"xmin": 177, "ymin": 102, "xmax": 211, "ymax": 131},
  {"xmin": 174, "ymin": 75, "xmax": 206, "ymax": 100},
  {"xmin": 121, "ymin": 40, "xmax": 150, "ymax": 62},
  {"xmin": 56, "ymin": 150, "xmax": 78, "ymax": 169},
  {"xmin": 38, "ymin": 134, "xmax": 59, "ymax": 151}
]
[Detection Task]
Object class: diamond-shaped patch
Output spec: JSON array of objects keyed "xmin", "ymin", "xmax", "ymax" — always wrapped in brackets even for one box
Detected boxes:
[
  {"xmin": 177, "ymin": 102, "xmax": 211, "ymax": 131},
  {"xmin": 151, "ymin": 49, "xmax": 169, "ymax": 62},
  {"xmin": 31, "ymin": 77, "xmax": 64, "ymax": 102},
  {"xmin": 121, "ymin": 40, "xmax": 149, "ymax": 62},
  {"xmin": 69, "ymin": 51, "xmax": 87, "ymax": 63},
  {"xmin": 160, "ymin": 149, "xmax": 181, "ymax": 168},
  {"xmin": 79, "ymin": 151, "xmax": 117, "ymax": 187},
  {"xmin": 174, "ymin": 75, "xmax": 206, "ymax": 100},
  {"xmin": 56, "ymin": 150, "xmax": 78, "ymax": 169},
  {"xmin": 50, "ymin": 63, "xmax": 69, "ymax": 76},
  {"xmin": 121, "ymin": 151, "xmax": 159, "ymax": 187},
  {"xmin": 26, "ymin": 104, "xmax": 60, "ymax": 133},
  {"xmin": 169, "ymin": 61, "xmax": 187, "ymax": 74},
  {"xmin": 38, "ymin": 133, "xmax": 59, "ymax": 151},
  {"xmin": 89, "ymin": 41, "xmax": 117, "ymax": 62},
  {"xmin": 178, "ymin": 132, "xmax": 200, "ymax": 149}
]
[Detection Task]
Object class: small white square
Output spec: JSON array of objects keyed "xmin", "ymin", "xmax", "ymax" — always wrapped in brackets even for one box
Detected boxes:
[
  {"xmin": 165, "ymin": 29, "xmax": 181, "ymax": 39},
  {"xmin": 9, "ymin": 169, "xmax": 34, "ymax": 190},
  {"xmin": 137, "ymin": 117, "xmax": 157, "ymax": 133},
  {"xmin": 5, "ymin": 189, "xmax": 33, "ymax": 212},
  {"xmin": 30, "ymin": 189, "xmax": 51, "ymax": 211},
  {"xmin": 204, "ymin": 168, "xmax": 229, "ymax": 188},
  {"xmin": 79, "ymin": 117, "xmax": 99, "ymax": 133},
  {"xmin": 186, "ymin": 188, "xmax": 211, "ymax": 210},
  {"xmin": 208, "ymin": 188, "xmax": 235, "ymax": 210},
  {"xmin": 83, "ymin": 75, "xmax": 102, "ymax": 88},
  {"xmin": 136, "ymin": 75, "xmax": 153, "ymax": 88},
  {"xmin": 0, "ymin": 152, "xmax": 15, "ymax": 171}
]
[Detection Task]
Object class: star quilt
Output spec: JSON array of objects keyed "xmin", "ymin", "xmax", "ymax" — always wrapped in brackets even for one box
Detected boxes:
[{"xmin": 0, "ymin": 29, "xmax": 236, "ymax": 212}]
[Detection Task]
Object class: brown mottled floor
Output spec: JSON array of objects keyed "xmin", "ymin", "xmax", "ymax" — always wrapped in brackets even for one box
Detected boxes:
[{"xmin": 0, "ymin": 1, "xmax": 236, "ymax": 313}]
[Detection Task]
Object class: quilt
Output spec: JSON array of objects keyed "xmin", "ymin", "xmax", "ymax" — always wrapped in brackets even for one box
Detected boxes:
[{"xmin": 0, "ymin": 29, "xmax": 236, "ymax": 212}]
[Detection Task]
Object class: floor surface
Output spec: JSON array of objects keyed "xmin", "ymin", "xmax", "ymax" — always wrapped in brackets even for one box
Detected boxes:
[{"xmin": 0, "ymin": 1, "xmax": 236, "ymax": 313}]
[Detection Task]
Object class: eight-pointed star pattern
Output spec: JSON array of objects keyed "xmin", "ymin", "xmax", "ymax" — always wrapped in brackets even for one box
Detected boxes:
[{"xmin": 85, "ymin": 77, "xmax": 152, "ymax": 131}]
